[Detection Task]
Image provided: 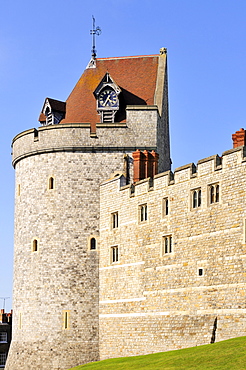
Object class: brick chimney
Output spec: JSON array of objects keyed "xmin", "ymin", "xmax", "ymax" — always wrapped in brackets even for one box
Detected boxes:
[
  {"xmin": 132, "ymin": 150, "xmax": 159, "ymax": 182},
  {"xmin": 232, "ymin": 128, "xmax": 246, "ymax": 148}
]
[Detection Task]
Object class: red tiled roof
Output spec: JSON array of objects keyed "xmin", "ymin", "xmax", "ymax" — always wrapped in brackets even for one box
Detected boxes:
[{"xmin": 61, "ymin": 55, "xmax": 159, "ymax": 130}]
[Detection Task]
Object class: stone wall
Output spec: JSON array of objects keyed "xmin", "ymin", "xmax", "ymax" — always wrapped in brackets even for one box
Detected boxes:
[
  {"xmin": 7, "ymin": 107, "xmax": 170, "ymax": 369},
  {"xmin": 99, "ymin": 146, "xmax": 246, "ymax": 360}
]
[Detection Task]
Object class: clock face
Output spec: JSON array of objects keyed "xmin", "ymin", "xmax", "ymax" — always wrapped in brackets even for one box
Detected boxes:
[{"xmin": 98, "ymin": 90, "xmax": 118, "ymax": 108}]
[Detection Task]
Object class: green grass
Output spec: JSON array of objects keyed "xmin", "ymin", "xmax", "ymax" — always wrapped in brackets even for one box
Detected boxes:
[{"xmin": 69, "ymin": 336, "xmax": 246, "ymax": 370}]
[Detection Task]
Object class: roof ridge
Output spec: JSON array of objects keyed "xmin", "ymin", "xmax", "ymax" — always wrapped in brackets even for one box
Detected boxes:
[{"xmin": 97, "ymin": 54, "xmax": 159, "ymax": 61}]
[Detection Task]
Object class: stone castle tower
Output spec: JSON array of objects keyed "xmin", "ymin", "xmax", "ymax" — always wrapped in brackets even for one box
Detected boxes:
[{"xmin": 6, "ymin": 49, "xmax": 170, "ymax": 370}]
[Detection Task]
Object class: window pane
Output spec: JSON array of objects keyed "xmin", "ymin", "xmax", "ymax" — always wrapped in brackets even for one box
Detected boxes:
[
  {"xmin": 198, "ymin": 189, "xmax": 201, "ymax": 207},
  {"xmin": 165, "ymin": 238, "xmax": 168, "ymax": 253},
  {"xmin": 193, "ymin": 191, "xmax": 197, "ymax": 208},
  {"xmin": 210, "ymin": 186, "xmax": 214, "ymax": 204},
  {"xmin": 216, "ymin": 185, "xmax": 219, "ymax": 202},
  {"xmin": 169, "ymin": 237, "xmax": 172, "ymax": 253}
]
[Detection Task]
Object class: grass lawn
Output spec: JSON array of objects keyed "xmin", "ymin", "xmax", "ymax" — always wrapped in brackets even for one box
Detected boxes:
[{"xmin": 69, "ymin": 336, "xmax": 246, "ymax": 370}]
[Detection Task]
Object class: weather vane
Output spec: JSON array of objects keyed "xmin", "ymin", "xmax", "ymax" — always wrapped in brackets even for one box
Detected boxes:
[{"xmin": 90, "ymin": 16, "xmax": 101, "ymax": 58}]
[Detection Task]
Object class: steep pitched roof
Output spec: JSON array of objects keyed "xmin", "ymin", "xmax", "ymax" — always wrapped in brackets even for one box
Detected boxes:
[{"xmin": 61, "ymin": 54, "xmax": 160, "ymax": 130}]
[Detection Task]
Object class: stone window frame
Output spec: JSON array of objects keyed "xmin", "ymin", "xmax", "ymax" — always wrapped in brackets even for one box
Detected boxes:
[
  {"xmin": 161, "ymin": 234, "xmax": 173, "ymax": 256},
  {"xmin": 191, "ymin": 188, "xmax": 201, "ymax": 209},
  {"xmin": 139, "ymin": 203, "xmax": 148, "ymax": 223},
  {"xmin": 208, "ymin": 183, "xmax": 220, "ymax": 205},
  {"xmin": 62, "ymin": 310, "xmax": 70, "ymax": 330},
  {"xmin": 48, "ymin": 176, "xmax": 55, "ymax": 190},
  {"xmin": 162, "ymin": 197, "xmax": 169, "ymax": 218},
  {"xmin": 88, "ymin": 235, "xmax": 98, "ymax": 251},
  {"xmin": 31, "ymin": 238, "xmax": 39, "ymax": 253},
  {"xmin": 110, "ymin": 245, "xmax": 119, "ymax": 264},
  {"xmin": 111, "ymin": 211, "xmax": 119, "ymax": 229}
]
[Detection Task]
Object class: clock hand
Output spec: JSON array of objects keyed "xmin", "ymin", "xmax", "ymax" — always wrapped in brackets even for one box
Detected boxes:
[{"xmin": 103, "ymin": 95, "xmax": 111, "ymax": 106}]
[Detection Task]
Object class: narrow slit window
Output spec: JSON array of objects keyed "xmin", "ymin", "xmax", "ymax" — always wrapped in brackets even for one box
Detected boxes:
[
  {"xmin": 198, "ymin": 268, "xmax": 204, "ymax": 276},
  {"xmin": 17, "ymin": 184, "xmax": 21, "ymax": 196},
  {"xmin": 32, "ymin": 239, "xmax": 38, "ymax": 252},
  {"xmin": 90, "ymin": 237, "xmax": 96, "ymax": 250},
  {"xmin": 111, "ymin": 212, "xmax": 119, "ymax": 229},
  {"xmin": 162, "ymin": 198, "xmax": 169, "ymax": 217},
  {"xmin": 63, "ymin": 310, "xmax": 70, "ymax": 330},
  {"xmin": 140, "ymin": 204, "xmax": 147, "ymax": 222},
  {"xmin": 49, "ymin": 177, "xmax": 54, "ymax": 190}
]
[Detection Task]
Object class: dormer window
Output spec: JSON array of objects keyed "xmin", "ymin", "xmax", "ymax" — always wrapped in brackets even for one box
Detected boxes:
[
  {"xmin": 40, "ymin": 98, "xmax": 66, "ymax": 126},
  {"xmin": 94, "ymin": 73, "xmax": 121, "ymax": 123}
]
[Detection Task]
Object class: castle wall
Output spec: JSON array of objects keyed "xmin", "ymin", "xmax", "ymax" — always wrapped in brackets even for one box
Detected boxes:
[{"xmin": 99, "ymin": 146, "xmax": 246, "ymax": 359}]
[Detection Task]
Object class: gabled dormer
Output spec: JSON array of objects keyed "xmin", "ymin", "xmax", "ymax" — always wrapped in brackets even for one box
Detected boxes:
[
  {"xmin": 39, "ymin": 98, "xmax": 66, "ymax": 126},
  {"xmin": 93, "ymin": 73, "xmax": 121, "ymax": 123}
]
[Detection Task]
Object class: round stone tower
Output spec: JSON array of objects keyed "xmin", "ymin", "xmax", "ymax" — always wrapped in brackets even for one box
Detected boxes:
[
  {"xmin": 6, "ymin": 51, "xmax": 170, "ymax": 370},
  {"xmin": 7, "ymin": 125, "xmax": 131, "ymax": 370}
]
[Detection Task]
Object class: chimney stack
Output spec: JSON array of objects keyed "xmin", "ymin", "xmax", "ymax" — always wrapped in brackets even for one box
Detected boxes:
[{"xmin": 232, "ymin": 128, "xmax": 246, "ymax": 148}]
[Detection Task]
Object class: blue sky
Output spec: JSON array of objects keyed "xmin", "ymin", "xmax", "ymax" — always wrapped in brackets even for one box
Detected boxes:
[{"xmin": 1, "ymin": 0, "xmax": 246, "ymax": 312}]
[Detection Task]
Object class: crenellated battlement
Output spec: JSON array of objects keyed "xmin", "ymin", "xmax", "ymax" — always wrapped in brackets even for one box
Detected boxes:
[{"xmin": 108, "ymin": 145, "xmax": 246, "ymax": 197}]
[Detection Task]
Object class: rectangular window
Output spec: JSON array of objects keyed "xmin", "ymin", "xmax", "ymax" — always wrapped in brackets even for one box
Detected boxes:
[
  {"xmin": 0, "ymin": 353, "xmax": 7, "ymax": 367},
  {"xmin": 139, "ymin": 204, "xmax": 147, "ymax": 222},
  {"xmin": 191, "ymin": 188, "xmax": 201, "ymax": 209},
  {"xmin": 0, "ymin": 332, "xmax": 7, "ymax": 343},
  {"xmin": 162, "ymin": 235, "xmax": 173, "ymax": 255},
  {"xmin": 63, "ymin": 310, "xmax": 70, "ymax": 330},
  {"xmin": 162, "ymin": 197, "xmax": 169, "ymax": 217},
  {"xmin": 209, "ymin": 183, "xmax": 219, "ymax": 204},
  {"xmin": 111, "ymin": 212, "xmax": 119, "ymax": 229},
  {"xmin": 111, "ymin": 246, "xmax": 119, "ymax": 263}
]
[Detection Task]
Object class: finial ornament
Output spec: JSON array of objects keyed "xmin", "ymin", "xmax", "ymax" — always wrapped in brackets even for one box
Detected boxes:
[
  {"xmin": 160, "ymin": 47, "xmax": 167, "ymax": 55},
  {"xmin": 90, "ymin": 16, "xmax": 101, "ymax": 59}
]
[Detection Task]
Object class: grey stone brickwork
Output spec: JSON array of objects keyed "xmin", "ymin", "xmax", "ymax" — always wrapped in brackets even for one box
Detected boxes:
[{"xmin": 99, "ymin": 146, "xmax": 246, "ymax": 359}]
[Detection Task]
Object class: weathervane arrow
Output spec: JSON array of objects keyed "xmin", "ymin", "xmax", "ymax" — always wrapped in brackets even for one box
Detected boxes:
[{"xmin": 90, "ymin": 16, "xmax": 101, "ymax": 59}]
